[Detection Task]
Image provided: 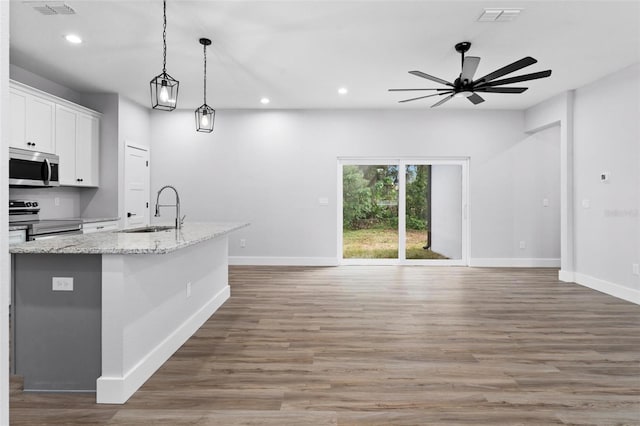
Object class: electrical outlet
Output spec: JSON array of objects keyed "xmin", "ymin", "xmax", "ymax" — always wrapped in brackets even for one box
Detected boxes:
[
  {"xmin": 240, "ymin": 239, "xmax": 246, "ymax": 248},
  {"xmin": 54, "ymin": 197, "xmax": 60, "ymax": 207},
  {"xmin": 52, "ymin": 277, "xmax": 73, "ymax": 291},
  {"xmin": 519, "ymin": 241, "xmax": 526, "ymax": 249},
  {"xmin": 186, "ymin": 282, "xmax": 192, "ymax": 298},
  {"xmin": 542, "ymin": 198, "xmax": 549, "ymax": 207},
  {"xmin": 582, "ymin": 199, "xmax": 590, "ymax": 209},
  {"xmin": 633, "ymin": 264, "xmax": 640, "ymax": 276}
]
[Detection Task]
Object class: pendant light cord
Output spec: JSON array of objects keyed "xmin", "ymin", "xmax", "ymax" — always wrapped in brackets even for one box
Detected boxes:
[
  {"xmin": 162, "ymin": 0, "xmax": 167, "ymax": 74},
  {"xmin": 203, "ymin": 42, "xmax": 207, "ymax": 105}
]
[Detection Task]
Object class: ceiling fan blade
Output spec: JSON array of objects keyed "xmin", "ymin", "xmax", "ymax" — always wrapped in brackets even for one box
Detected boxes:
[
  {"xmin": 475, "ymin": 56, "xmax": 537, "ymax": 84},
  {"xmin": 399, "ymin": 92, "xmax": 452, "ymax": 103},
  {"xmin": 409, "ymin": 71, "xmax": 454, "ymax": 87},
  {"xmin": 474, "ymin": 70, "xmax": 552, "ymax": 88},
  {"xmin": 474, "ymin": 87, "xmax": 528, "ymax": 93},
  {"xmin": 388, "ymin": 88, "xmax": 451, "ymax": 92},
  {"xmin": 461, "ymin": 56, "xmax": 481, "ymax": 82},
  {"xmin": 430, "ymin": 94, "xmax": 455, "ymax": 108},
  {"xmin": 467, "ymin": 93, "xmax": 485, "ymax": 104}
]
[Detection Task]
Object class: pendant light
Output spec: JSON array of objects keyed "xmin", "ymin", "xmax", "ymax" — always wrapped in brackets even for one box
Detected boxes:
[
  {"xmin": 150, "ymin": 0, "xmax": 179, "ymax": 110},
  {"xmin": 195, "ymin": 37, "xmax": 215, "ymax": 133}
]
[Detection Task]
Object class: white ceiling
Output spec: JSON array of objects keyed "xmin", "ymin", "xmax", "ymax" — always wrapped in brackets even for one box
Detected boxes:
[{"xmin": 9, "ymin": 0, "xmax": 640, "ymax": 110}]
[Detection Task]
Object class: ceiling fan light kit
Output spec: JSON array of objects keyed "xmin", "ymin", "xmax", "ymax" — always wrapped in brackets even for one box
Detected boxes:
[
  {"xmin": 389, "ymin": 41, "xmax": 552, "ymax": 108},
  {"xmin": 150, "ymin": 0, "xmax": 179, "ymax": 111}
]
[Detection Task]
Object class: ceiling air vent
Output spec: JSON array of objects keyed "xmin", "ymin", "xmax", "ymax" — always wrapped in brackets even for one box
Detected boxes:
[
  {"xmin": 24, "ymin": 1, "xmax": 76, "ymax": 15},
  {"xmin": 478, "ymin": 8, "xmax": 521, "ymax": 22}
]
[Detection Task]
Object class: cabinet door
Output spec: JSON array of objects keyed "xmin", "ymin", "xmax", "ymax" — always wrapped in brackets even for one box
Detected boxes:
[
  {"xmin": 9, "ymin": 89, "xmax": 27, "ymax": 149},
  {"xmin": 55, "ymin": 105, "xmax": 78, "ymax": 186},
  {"xmin": 25, "ymin": 95, "xmax": 55, "ymax": 153},
  {"xmin": 75, "ymin": 114, "xmax": 100, "ymax": 187}
]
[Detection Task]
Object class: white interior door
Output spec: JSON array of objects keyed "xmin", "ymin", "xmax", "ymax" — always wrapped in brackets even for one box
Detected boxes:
[{"xmin": 124, "ymin": 143, "xmax": 150, "ymax": 229}]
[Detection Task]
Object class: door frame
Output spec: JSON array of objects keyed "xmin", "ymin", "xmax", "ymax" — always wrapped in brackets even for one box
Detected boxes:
[
  {"xmin": 123, "ymin": 141, "xmax": 150, "ymax": 229},
  {"xmin": 337, "ymin": 157, "xmax": 469, "ymax": 266}
]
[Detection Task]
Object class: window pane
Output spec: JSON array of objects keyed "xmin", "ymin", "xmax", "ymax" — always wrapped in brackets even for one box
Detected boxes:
[
  {"xmin": 405, "ymin": 164, "xmax": 462, "ymax": 260},
  {"xmin": 343, "ymin": 165, "xmax": 398, "ymax": 259}
]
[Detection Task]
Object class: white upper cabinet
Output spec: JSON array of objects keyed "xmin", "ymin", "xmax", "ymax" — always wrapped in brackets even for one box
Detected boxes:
[
  {"xmin": 10, "ymin": 87, "xmax": 55, "ymax": 153},
  {"xmin": 55, "ymin": 105, "xmax": 100, "ymax": 187},
  {"xmin": 75, "ymin": 113, "xmax": 100, "ymax": 187},
  {"xmin": 11, "ymin": 80, "xmax": 101, "ymax": 188}
]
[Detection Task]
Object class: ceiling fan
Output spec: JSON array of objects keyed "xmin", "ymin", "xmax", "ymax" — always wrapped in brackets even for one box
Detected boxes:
[{"xmin": 389, "ymin": 41, "xmax": 552, "ymax": 107}]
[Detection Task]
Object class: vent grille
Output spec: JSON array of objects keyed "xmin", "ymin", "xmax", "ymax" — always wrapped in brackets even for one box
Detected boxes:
[
  {"xmin": 24, "ymin": 1, "xmax": 76, "ymax": 15},
  {"xmin": 478, "ymin": 8, "xmax": 521, "ymax": 22}
]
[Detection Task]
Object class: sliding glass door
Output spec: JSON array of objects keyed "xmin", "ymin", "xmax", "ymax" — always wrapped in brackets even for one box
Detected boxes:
[{"xmin": 339, "ymin": 158, "xmax": 468, "ymax": 265}]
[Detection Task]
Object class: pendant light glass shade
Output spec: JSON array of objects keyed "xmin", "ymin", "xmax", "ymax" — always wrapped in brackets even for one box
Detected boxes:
[
  {"xmin": 150, "ymin": 0, "xmax": 179, "ymax": 111},
  {"xmin": 195, "ymin": 37, "xmax": 215, "ymax": 133},
  {"xmin": 195, "ymin": 104, "xmax": 215, "ymax": 132}
]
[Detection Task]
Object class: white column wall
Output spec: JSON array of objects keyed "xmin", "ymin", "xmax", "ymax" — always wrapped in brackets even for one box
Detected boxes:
[
  {"xmin": 572, "ymin": 64, "xmax": 640, "ymax": 302},
  {"xmin": 524, "ymin": 63, "xmax": 640, "ymax": 304},
  {"xmin": 1, "ymin": 0, "xmax": 10, "ymax": 422}
]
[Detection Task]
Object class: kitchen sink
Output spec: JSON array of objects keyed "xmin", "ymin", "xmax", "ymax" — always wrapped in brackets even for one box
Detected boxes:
[{"xmin": 120, "ymin": 225, "xmax": 175, "ymax": 233}]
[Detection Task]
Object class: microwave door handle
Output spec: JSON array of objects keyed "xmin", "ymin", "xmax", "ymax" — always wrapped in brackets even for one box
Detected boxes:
[{"xmin": 43, "ymin": 158, "xmax": 51, "ymax": 185}]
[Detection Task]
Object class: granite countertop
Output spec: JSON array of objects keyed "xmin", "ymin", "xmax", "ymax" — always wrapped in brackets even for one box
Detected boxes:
[
  {"xmin": 9, "ymin": 222, "xmax": 249, "ymax": 255},
  {"xmin": 9, "ymin": 224, "xmax": 29, "ymax": 231}
]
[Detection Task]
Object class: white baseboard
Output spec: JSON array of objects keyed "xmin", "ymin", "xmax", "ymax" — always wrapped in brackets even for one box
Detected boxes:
[
  {"xmin": 469, "ymin": 258, "xmax": 560, "ymax": 268},
  {"xmin": 229, "ymin": 256, "xmax": 339, "ymax": 266},
  {"xmin": 571, "ymin": 272, "xmax": 639, "ymax": 305},
  {"xmin": 558, "ymin": 270, "xmax": 575, "ymax": 282},
  {"xmin": 96, "ymin": 285, "xmax": 230, "ymax": 404}
]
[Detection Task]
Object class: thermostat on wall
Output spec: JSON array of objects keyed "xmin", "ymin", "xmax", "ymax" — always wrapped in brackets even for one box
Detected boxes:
[{"xmin": 600, "ymin": 172, "xmax": 610, "ymax": 183}]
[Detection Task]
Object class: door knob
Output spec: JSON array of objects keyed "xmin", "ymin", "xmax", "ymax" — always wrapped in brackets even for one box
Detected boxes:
[{"xmin": 127, "ymin": 212, "xmax": 136, "ymax": 218}]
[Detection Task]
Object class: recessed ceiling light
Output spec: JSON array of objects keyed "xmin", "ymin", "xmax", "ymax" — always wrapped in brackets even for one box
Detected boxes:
[
  {"xmin": 338, "ymin": 87, "xmax": 348, "ymax": 95},
  {"xmin": 260, "ymin": 97, "xmax": 270, "ymax": 105},
  {"xmin": 64, "ymin": 34, "xmax": 82, "ymax": 44}
]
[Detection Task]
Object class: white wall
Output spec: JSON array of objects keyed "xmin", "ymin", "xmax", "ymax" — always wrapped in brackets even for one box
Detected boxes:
[
  {"xmin": 512, "ymin": 125, "xmax": 561, "ymax": 260},
  {"xmin": 523, "ymin": 63, "xmax": 640, "ymax": 304},
  {"xmin": 150, "ymin": 109, "xmax": 560, "ymax": 265},
  {"xmin": 573, "ymin": 64, "xmax": 640, "ymax": 298},
  {"xmin": 78, "ymin": 93, "xmax": 120, "ymax": 219},
  {"xmin": 1, "ymin": 1, "xmax": 10, "ymax": 422},
  {"xmin": 431, "ymin": 165, "xmax": 462, "ymax": 259}
]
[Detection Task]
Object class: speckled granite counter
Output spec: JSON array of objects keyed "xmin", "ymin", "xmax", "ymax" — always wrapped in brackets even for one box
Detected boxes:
[{"xmin": 9, "ymin": 222, "xmax": 249, "ymax": 255}]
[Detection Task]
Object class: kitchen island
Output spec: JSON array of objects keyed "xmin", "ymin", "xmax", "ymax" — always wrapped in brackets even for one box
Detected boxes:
[{"xmin": 10, "ymin": 222, "xmax": 248, "ymax": 404}]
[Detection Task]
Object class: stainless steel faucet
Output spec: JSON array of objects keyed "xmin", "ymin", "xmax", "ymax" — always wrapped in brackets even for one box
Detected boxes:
[{"xmin": 154, "ymin": 185, "xmax": 185, "ymax": 229}]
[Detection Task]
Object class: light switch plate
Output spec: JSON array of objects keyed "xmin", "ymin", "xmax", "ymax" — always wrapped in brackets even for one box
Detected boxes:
[{"xmin": 52, "ymin": 277, "xmax": 74, "ymax": 291}]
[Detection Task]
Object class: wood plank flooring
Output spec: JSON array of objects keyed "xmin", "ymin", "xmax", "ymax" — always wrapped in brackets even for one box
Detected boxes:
[{"xmin": 10, "ymin": 266, "xmax": 640, "ymax": 425}]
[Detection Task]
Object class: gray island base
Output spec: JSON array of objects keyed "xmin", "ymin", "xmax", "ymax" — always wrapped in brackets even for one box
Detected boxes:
[{"xmin": 11, "ymin": 222, "xmax": 248, "ymax": 404}]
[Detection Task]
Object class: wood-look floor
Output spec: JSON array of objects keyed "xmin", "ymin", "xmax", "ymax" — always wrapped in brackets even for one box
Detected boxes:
[{"xmin": 10, "ymin": 266, "xmax": 640, "ymax": 425}]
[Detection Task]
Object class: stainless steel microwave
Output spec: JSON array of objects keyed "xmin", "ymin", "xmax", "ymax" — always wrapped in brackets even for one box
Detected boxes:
[{"xmin": 9, "ymin": 147, "xmax": 60, "ymax": 187}]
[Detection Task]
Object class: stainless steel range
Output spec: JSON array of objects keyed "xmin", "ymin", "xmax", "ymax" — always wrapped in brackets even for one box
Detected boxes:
[
  {"xmin": 9, "ymin": 200, "xmax": 83, "ymax": 241},
  {"xmin": 9, "ymin": 199, "xmax": 40, "ymax": 222}
]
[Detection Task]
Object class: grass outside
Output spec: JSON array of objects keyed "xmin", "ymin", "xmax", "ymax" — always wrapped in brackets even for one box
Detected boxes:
[{"xmin": 343, "ymin": 228, "xmax": 448, "ymax": 259}]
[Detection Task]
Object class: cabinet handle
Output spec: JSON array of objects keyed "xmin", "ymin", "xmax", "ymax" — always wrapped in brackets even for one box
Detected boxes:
[{"xmin": 96, "ymin": 226, "xmax": 104, "ymax": 230}]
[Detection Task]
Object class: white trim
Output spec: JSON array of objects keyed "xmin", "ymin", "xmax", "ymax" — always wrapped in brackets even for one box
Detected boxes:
[
  {"xmin": 342, "ymin": 258, "xmax": 467, "ymax": 266},
  {"xmin": 469, "ymin": 258, "xmax": 561, "ymax": 268},
  {"xmin": 10, "ymin": 79, "xmax": 102, "ymax": 118},
  {"xmin": 229, "ymin": 256, "xmax": 339, "ymax": 266},
  {"xmin": 572, "ymin": 273, "xmax": 640, "ymax": 305},
  {"xmin": 96, "ymin": 285, "xmax": 230, "ymax": 404},
  {"xmin": 558, "ymin": 269, "xmax": 575, "ymax": 282}
]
